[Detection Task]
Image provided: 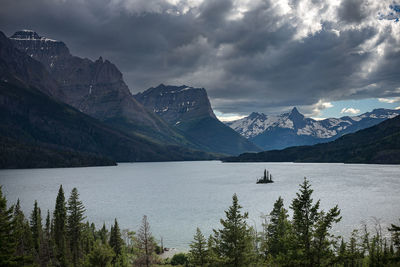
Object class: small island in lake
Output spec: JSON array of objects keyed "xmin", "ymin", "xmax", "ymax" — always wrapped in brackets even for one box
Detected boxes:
[{"xmin": 257, "ymin": 169, "xmax": 274, "ymax": 184}]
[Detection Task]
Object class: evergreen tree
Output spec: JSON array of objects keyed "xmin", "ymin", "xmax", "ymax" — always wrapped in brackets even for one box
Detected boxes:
[
  {"xmin": 213, "ymin": 194, "xmax": 255, "ymax": 267},
  {"xmin": 0, "ymin": 186, "xmax": 18, "ymax": 266},
  {"xmin": 290, "ymin": 178, "xmax": 321, "ymax": 266},
  {"xmin": 98, "ymin": 223, "xmax": 108, "ymax": 245},
  {"xmin": 81, "ymin": 222, "xmax": 96, "ymax": 256},
  {"xmin": 67, "ymin": 187, "xmax": 86, "ymax": 267},
  {"xmin": 12, "ymin": 199, "xmax": 35, "ymax": 265},
  {"xmin": 313, "ymin": 205, "xmax": 341, "ymax": 266},
  {"xmin": 263, "ymin": 196, "xmax": 290, "ymax": 259},
  {"xmin": 189, "ymin": 228, "xmax": 207, "ymax": 266},
  {"xmin": 337, "ymin": 238, "xmax": 347, "ymax": 266},
  {"xmin": 53, "ymin": 185, "xmax": 68, "ymax": 267},
  {"xmin": 205, "ymin": 235, "xmax": 219, "ymax": 267},
  {"xmin": 43, "ymin": 210, "xmax": 54, "ymax": 266},
  {"xmin": 290, "ymin": 178, "xmax": 341, "ymax": 266},
  {"xmin": 109, "ymin": 218, "xmax": 124, "ymax": 266},
  {"xmin": 30, "ymin": 200, "xmax": 43, "ymax": 257}
]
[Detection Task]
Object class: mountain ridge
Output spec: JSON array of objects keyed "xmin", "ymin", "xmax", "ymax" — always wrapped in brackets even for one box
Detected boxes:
[
  {"xmin": 223, "ymin": 113, "xmax": 400, "ymax": 164},
  {"xmin": 9, "ymin": 30, "xmax": 193, "ymax": 146},
  {"xmin": 226, "ymin": 107, "xmax": 400, "ymax": 150}
]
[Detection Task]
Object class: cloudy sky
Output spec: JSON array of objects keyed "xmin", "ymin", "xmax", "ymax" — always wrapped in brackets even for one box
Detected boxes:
[{"xmin": 1, "ymin": 0, "xmax": 400, "ymax": 119}]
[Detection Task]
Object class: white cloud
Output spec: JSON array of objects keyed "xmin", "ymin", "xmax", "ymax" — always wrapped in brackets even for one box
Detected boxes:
[
  {"xmin": 215, "ymin": 112, "xmax": 246, "ymax": 122},
  {"xmin": 395, "ymin": 106, "xmax": 400, "ymax": 110},
  {"xmin": 341, "ymin": 107, "xmax": 361, "ymax": 114},
  {"xmin": 378, "ymin": 97, "xmax": 400, "ymax": 103},
  {"xmin": 310, "ymin": 100, "xmax": 334, "ymax": 116}
]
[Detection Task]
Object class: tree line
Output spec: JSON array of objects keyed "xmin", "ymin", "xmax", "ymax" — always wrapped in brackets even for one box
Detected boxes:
[{"xmin": 0, "ymin": 178, "xmax": 399, "ymax": 266}]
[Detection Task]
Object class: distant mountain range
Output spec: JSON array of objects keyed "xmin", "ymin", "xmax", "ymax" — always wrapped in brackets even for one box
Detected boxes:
[
  {"xmin": 223, "ymin": 113, "xmax": 400, "ymax": 164},
  {"xmin": 226, "ymin": 107, "xmax": 400, "ymax": 150},
  {"xmin": 135, "ymin": 84, "xmax": 260, "ymax": 155}
]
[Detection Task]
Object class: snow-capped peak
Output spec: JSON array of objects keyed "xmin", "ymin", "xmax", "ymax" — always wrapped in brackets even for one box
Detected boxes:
[
  {"xmin": 226, "ymin": 107, "xmax": 400, "ymax": 140},
  {"xmin": 10, "ymin": 30, "xmax": 58, "ymax": 42}
]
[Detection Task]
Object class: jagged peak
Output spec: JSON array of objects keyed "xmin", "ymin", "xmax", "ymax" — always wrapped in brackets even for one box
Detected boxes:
[
  {"xmin": 290, "ymin": 107, "xmax": 301, "ymax": 114},
  {"xmin": 248, "ymin": 112, "xmax": 264, "ymax": 119},
  {"xmin": 10, "ymin": 30, "xmax": 58, "ymax": 42}
]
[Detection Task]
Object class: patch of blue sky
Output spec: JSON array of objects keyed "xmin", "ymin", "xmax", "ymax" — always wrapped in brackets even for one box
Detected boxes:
[{"xmin": 319, "ymin": 98, "xmax": 400, "ymax": 118}]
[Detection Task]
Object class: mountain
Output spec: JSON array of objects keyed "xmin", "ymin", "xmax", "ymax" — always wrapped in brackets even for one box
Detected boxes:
[
  {"xmin": 0, "ymin": 81, "xmax": 214, "ymax": 168},
  {"xmin": 223, "ymin": 114, "xmax": 400, "ymax": 164},
  {"xmin": 226, "ymin": 107, "xmax": 400, "ymax": 150},
  {"xmin": 135, "ymin": 84, "xmax": 261, "ymax": 155},
  {"xmin": 0, "ymin": 31, "xmax": 214, "ymax": 168},
  {"xmin": 0, "ymin": 30, "xmax": 64, "ymax": 99},
  {"xmin": 9, "ymin": 30, "xmax": 190, "ymax": 145}
]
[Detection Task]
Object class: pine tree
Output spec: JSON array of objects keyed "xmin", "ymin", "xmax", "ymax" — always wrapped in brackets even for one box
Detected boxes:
[
  {"xmin": 53, "ymin": 185, "xmax": 68, "ymax": 267},
  {"xmin": 206, "ymin": 235, "xmax": 220, "ymax": 267},
  {"xmin": 98, "ymin": 223, "xmax": 108, "ymax": 245},
  {"xmin": 12, "ymin": 199, "xmax": 35, "ymax": 265},
  {"xmin": 189, "ymin": 228, "xmax": 208, "ymax": 266},
  {"xmin": 290, "ymin": 178, "xmax": 320, "ymax": 266},
  {"xmin": 337, "ymin": 238, "xmax": 347, "ymax": 266},
  {"xmin": 67, "ymin": 187, "xmax": 86, "ymax": 267},
  {"xmin": 264, "ymin": 196, "xmax": 290, "ymax": 259},
  {"xmin": 213, "ymin": 194, "xmax": 255, "ymax": 267},
  {"xmin": 30, "ymin": 200, "xmax": 43, "ymax": 257},
  {"xmin": 0, "ymin": 186, "xmax": 18, "ymax": 266},
  {"xmin": 43, "ymin": 209, "xmax": 54, "ymax": 266},
  {"xmin": 290, "ymin": 178, "xmax": 341, "ymax": 266},
  {"xmin": 109, "ymin": 218, "xmax": 124, "ymax": 265},
  {"xmin": 135, "ymin": 215, "xmax": 156, "ymax": 267}
]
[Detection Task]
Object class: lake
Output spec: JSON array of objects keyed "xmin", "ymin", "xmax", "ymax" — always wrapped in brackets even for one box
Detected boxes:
[{"xmin": 0, "ymin": 161, "xmax": 399, "ymax": 250}]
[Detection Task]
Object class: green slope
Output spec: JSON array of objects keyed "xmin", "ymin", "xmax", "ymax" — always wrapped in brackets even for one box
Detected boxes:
[{"xmin": 224, "ymin": 114, "xmax": 400, "ymax": 164}]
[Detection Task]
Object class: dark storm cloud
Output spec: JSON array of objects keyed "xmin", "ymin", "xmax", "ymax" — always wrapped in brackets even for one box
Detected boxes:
[
  {"xmin": 337, "ymin": 0, "xmax": 368, "ymax": 23},
  {"xmin": 1, "ymin": 0, "xmax": 399, "ymax": 115}
]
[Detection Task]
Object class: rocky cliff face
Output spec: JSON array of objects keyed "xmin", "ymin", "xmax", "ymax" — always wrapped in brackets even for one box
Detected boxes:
[
  {"xmin": 135, "ymin": 84, "xmax": 217, "ymax": 124},
  {"xmin": 135, "ymin": 84, "xmax": 260, "ymax": 155},
  {"xmin": 0, "ymin": 31, "xmax": 63, "ymax": 99},
  {"xmin": 226, "ymin": 107, "xmax": 400, "ymax": 150},
  {"xmin": 9, "ymin": 30, "xmax": 185, "ymax": 143}
]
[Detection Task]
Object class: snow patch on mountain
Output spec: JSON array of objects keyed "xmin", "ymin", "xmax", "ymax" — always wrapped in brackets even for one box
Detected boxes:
[{"xmin": 227, "ymin": 108, "xmax": 400, "ymax": 141}]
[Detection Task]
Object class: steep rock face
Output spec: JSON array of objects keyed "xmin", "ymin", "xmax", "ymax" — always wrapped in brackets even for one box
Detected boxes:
[
  {"xmin": 226, "ymin": 107, "xmax": 400, "ymax": 150},
  {"xmin": 0, "ymin": 31, "xmax": 63, "ymax": 99},
  {"xmin": 135, "ymin": 84, "xmax": 260, "ymax": 155},
  {"xmin": 135, "ymin": 84, "xmax": 217, "ymax": 124},
  {"xmin": 9, "ymin": 30, "xmax": 184, "ymax": 144}
]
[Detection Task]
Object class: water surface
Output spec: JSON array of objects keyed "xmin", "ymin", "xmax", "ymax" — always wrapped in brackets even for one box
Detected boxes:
[{"xmin": 0, "ymin": 161, "xmax": 399, "ymax": 249}]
